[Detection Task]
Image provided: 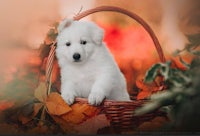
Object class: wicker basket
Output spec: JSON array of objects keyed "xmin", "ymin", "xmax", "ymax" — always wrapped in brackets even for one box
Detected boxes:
[{"xmin": 45, "ymin": 6, "xmax": 167, "ymax": 133}]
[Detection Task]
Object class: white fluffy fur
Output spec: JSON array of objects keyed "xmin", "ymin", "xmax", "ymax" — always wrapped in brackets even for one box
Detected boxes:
[{"xmin": 56, "ymin": 19, "xmax": 130, "ymax": 105}]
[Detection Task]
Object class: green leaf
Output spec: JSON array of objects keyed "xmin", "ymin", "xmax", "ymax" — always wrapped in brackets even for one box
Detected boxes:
[
  {"xmin": 186, "ymin": 33, "xmax": 200, "ymax": 46},
  {"xmin": 144, "ymin": 63, "xmax": 162, "ymax": 83},
  {"xmin": 134, "ymin": 101, "xmax": 160, "ymax": 116},
  {"xmin": 188, "ymin": 50, "xmax": 200, "ymax": 56},
  {"xmin": 160, "ymin": 61, "xmax": 171, "ymax": 80},
  {"xmin": 150, "ymin": 91, "xmax": 173, "ymax": 101},
  {"xmin": 190, "ymin": 56, "xmax": 200, "ymax": 69}
]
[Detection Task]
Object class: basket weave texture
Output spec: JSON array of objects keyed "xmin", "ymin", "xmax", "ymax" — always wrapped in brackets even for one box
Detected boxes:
[{"xmin": 45, "ymin": 6, "xmax": 167, "ymax": 132}]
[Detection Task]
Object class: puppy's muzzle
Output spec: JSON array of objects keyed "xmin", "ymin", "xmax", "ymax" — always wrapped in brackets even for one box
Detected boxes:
[{"xmin": 73, "ymin": 53, "xmax": 81, "ymax": 62}]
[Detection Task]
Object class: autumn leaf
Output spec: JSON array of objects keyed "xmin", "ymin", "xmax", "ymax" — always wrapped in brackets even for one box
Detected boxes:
[
  {"xmin": 33, "ymin": 103, "xmax": 43, "ymax": 117},
  {"xmin": 61, "ymin": 109, "xmax": 85, "ymax": 124},
  {"xmin": 137, "ymin": 91, "xmax": 151, "ymax": 100},
  {"xmin": 45, "ymin": 92, "xmax": 72, "ymax": 116},
  {"xmin": 50, "ymin": 115, "xmax": 77, "ymax": 133},
  {"xmin": 136, "ymin": 79, "xmax": 148, "ymax": 91},
  {"xmin": 44, "ymin": 92, "xmax": 101, "ymax": 131},
  {"xmin": 18, "ymin": 114, "xmax": 33, "ymax": 124},
  {"xmin": 136, "ymin": 78, "xmax": 166, "ymax": 100},
  {"xmin": 60, "ymin": 103, "xmax": 100, "ymax": 124},
  {"xmin": 60, "ymin": 103, "xmax": 88, "ymax": 124},
  {"xmin": 82, "ymin": 105, "xmax": 100, "ymax": 117},
  {"xmin": 34, "ymin": 82, "xmax": 47, "ymax": 102},
  {"xmin": 71, "ymin": 103, "xmax": 100, "ymax": 117},
  {"xmin": 75, "ymin": 114, "xmax": 110, "ymax": 134}
]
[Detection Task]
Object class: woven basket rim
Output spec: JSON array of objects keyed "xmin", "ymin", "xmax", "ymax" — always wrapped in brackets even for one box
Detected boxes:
[{"xmin": 75, "ymin": 97, "xmax": 148, "ymax": 106}]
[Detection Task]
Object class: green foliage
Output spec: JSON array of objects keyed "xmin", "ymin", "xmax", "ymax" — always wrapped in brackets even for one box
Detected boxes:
[
  {"xmin": 135, "ymin": 33, "xmax": 200, "ymax": 131},
  {"xmin": 0, "ymin": 66, "xmax": 39, "ymax": 101},
  {"xmin": 47, "ymin": 22, "xmax": 59, "ymax": 42},
  {"xmin": 144, "ymin": 63, "xmax": 162, "ymax": 83}
]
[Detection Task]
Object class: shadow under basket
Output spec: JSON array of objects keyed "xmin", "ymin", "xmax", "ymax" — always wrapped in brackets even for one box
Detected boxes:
[{"xmin": 45, "ymin": 6, "xmax": 167, "ymax": 133}]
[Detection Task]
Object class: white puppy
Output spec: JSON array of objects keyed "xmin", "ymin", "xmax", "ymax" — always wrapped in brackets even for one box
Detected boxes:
[{"xmin": 56, "ymin": 19, "xmax": 130, "ymax": 105}]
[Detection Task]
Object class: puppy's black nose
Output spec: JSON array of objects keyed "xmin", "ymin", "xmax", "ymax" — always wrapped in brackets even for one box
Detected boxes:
[{"xmin": 73, "ymin": 53, "xmax": 81, "ymax": 61}]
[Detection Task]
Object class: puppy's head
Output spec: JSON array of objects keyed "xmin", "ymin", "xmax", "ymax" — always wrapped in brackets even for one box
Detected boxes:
[{"xmin": 56, "ymin": 19, "xmax": 104, "ymax": 64}]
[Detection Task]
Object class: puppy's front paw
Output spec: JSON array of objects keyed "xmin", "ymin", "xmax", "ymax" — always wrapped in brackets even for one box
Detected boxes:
[
  {"xmin": 88, "ymin": 92, "xmax": 105, "ymax": 106},
  {"xmin": 61, "ymin": 93, "xmax": 75, "ymax": 105}
]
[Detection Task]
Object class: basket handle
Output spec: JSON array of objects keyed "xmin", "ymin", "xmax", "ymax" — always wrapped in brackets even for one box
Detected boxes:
[
  {"xmin": 73, "ymin": 6, "xmax": 166, "ymax": 63},
  {"xmin": 45, "ymin": 6, "xmax": 166, "ymax": 92}
]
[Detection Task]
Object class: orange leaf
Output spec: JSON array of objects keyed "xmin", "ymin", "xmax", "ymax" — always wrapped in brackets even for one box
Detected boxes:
[
  {"xmin": 61, "ymin": 103, "xmax": 100, "ymax": 124},
  {"xmin": 82, "ymin": 105, "xmax": 100, "ymax": 117},
  {"xmin": 61, "ymin": 103, "xmax": 88, "ymax": 124},
  {"xmin": 33, "ymin": 103, "xmax": 43, "ymax": 117},
  {"xmin": 61, "ymin": 109, "xmax": 85, "ymax": 124},
  {"xmin": 50, "ymin": 115, "xmax": 77, "ymax": 133},
  {"xmin": 136, "ymin": 79, "xmax": 148, "ymax": 91},
  {"xmin": 75, "ymin": 114, "xmax": 110, "ymax": 134},
  {"xmin": 137, "ymin": 91, "xmax": 152, "ymax": 100},
  {"xmin": 151, "ymin": 86, "xmax": 165, "ymax": 92},
  {"xmin": 45, "ymin": 92, "xmax": 72, "ymax": 115},
  {"xmin": 45, "ymin": 93, "xmax": 100, "ymax": 125}
]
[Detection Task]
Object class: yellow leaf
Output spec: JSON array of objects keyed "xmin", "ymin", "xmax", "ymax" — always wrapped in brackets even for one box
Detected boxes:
[
  {"xmin": 45, "ymin": 92, "xmax": 72, "ymax": 115},
  {"xmin": 34, "ymin": 82, "xmax": 47, "ymax": 102}
]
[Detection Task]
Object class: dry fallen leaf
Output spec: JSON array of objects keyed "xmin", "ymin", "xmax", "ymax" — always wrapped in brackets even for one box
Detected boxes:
[
  {"xmin": 44, "ymin": 92, "xmax": 102, "ymax": 132},
  {"xmin": 75, "ymin": 114, "xmax": 110, "ymax": 134},
  {"xmin": 34, "ymin": 82, "xmax": 47, "ymax": 102},
  {"xmin": 60, "ymin": 103, "xmax": 99, "ymax": 124},
  {"xmin": 50, "ymin": 115, "xmax": 77, "ymax": 134},
  {"xmin": 136, "ymin": 91, "xmax": 152, "ymax": 100},
  {"xmin": 45, "ymin": 92, "xmax": 72, "ymax": 116},
  {"xmin": 33, "ymin": 103, "xmax": 43, "ymax": 117},
  {"xmin": 82, "ymin": 105, "xmax": 100, "ymax": 117},
  {"xmin": 61, "ymin": 105, "xmax": 85, "ymax": 124},
  {"xmin": 136, "ymin": 78, "xmax": 165, "ymax": 100},
  {"xmin": 136, "ymin": 79, "xmax": 148, "ymax": 91}
]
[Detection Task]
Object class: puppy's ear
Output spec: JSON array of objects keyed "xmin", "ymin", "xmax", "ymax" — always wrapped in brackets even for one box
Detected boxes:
[
  {"xmin": 57, "ymin": 19, "xmax": 73, "ymax": 33},
  {"xmin": 92, "ymin": 25, "xmax": 104, "ymax": 45}
]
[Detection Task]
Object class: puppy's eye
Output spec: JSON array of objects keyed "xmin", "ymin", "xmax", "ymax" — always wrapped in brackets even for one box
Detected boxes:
[
  {"xmin": 66, "ymin": 42, "xmax": 71, "ymax": 46},
  {"xmin": 80, "ymin": 40, "xmax": 87, "ymax": 45}
]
